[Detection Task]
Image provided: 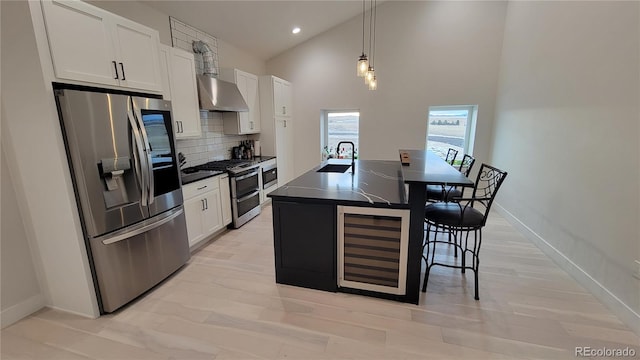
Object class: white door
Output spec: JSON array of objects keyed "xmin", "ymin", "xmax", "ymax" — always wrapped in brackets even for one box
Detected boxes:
[
  {"xmin": 112, "ymin": 19, "xmax": 162, "ymax": 92},
  {"xmin": 219, "ymin": 175, "xmax": 232, "ymax": 226},
  {"xmin": 184, "ymin": 196, "xmax": 206, "ymax": 247},
  {"xmin": 203, "ymin": 191, "xmax": 223, "ymax": 234},
  {"xmin": 245, "ymin": 74, "xmax": 260, "ymax": 132},
  {"xmin": 169, "ymin": 48, "xmax": 201, "ymax": 138},
  {"xmin": 41, "ymin": 0, "xmax": 119, "ymax": 86},
  {"xmin": 235, "ymin": 72, "xmax": 252, "ymax": 133}
]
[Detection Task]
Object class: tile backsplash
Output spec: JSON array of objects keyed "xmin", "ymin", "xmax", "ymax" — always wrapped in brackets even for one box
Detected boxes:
[
  {"xmin": 176, "ymin": 112, "xmax": 248, "ymax": 169},
  {"xmin": 169, "ymin": 18, "xmax": 248, "ymax": 168}
]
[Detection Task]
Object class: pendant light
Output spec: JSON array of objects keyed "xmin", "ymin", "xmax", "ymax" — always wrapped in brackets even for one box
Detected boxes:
[
  {"xmin": 356, "ymin": 0, "xmax": 368, "ymax": 77},
  {"xmin": 366, "ymin": 0, "xmax": 377, "ymax": 90}
]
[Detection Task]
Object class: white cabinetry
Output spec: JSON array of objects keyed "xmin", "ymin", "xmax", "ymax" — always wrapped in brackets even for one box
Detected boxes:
[
  {"xmin": 220, "ymin": 69, "xmax": 260, "ymax": 134},
  {"xmin": 259, "ymin": 76, "xmax": 294, "ymax": 185},
  {"xmin": 219, "ymin": 174, "xmax": 232, "ymax": 226},
  {"xmin": 159, "ymin": 44, "xmax": 201, "ymax": 139},
  {"xmin": 182, "ymin": 176, "xmax": 228, "ymax": 249},
  {"xmin": 41, "ymin": 0, "xmax": 162, "ymax": 92},
  {"xmin": 274, "ymin": 77, "xmax": 292, "ymax": 117}
]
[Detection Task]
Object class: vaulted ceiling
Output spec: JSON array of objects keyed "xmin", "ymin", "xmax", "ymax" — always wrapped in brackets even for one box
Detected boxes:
[{"xmin": 143, "ymin": 1, "xmax": 377, "ymax": 61}]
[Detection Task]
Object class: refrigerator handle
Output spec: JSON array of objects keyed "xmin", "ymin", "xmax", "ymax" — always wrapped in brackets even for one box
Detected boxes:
[
  {"xmin": 127, "ymin": 104, "xmax": 148, "ymax": 206},
  {"xmin": 99, "ymin": 208, "xmax": 183, "ymax": 245},
  {"xmin": 131, "ymin": 98, "xmax": 155, "ymax": 205}
]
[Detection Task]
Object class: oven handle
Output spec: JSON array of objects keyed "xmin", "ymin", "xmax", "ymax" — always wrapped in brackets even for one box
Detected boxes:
[
  {"xmin": 234, "ymin": 170, "xmax": 259, "ymax": 181},
  {"xmin": 236, "ymin": 190, "xmax": 260, "ymax": 203}
]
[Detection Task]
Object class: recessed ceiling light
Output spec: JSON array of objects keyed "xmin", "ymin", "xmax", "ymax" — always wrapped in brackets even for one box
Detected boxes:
[{"xmin": 292, "ymin": 27, "xmax": 301, "ymax": 34}]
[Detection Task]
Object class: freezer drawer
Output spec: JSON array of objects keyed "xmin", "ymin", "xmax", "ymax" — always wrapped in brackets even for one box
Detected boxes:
[{"xmin": 89, "ymin": 207, "xmax": 189, "ymax": 312}]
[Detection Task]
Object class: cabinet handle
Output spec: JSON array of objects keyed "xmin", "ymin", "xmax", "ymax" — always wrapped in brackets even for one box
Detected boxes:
[
  {"xmin": 177, "ymin": 121, "xmax": 182, "ymax": 133},
  {"xmin": 201, "ymin": 199, "xmax": 205, "ymax": 211},
  {"xmin": 283, "ymin": 120, "xmax": 287, "ymax": 128},
  {"xmin": 282, "ymin": 106, "xmax": 286, "ymax": 115},
  {"xmin": 197, "ymin": 185, "xmax": 208, "ymax": 190},
  {"xmin": 112, "ymin": 61, "xmax": 119, "ymax": 79},
  {"xmin": 250, "ymin": 121, "xmax": 253, "ymax": 129},
  {"xmin": 119, "ymin": 62, "xmax": 126, "ymax": 80},
  {"xmin": 204, "ymin": 198, "xmax": 208, "ymax": 210}
]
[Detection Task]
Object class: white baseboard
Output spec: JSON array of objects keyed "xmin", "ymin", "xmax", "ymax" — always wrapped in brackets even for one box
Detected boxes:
[
  {"xmin": 494, "ymin": 203, "xmax": 640, "ymax": 336},
  {"xmin": 1, "ymin": 294, "xmax": 45, "ymax": 328}
]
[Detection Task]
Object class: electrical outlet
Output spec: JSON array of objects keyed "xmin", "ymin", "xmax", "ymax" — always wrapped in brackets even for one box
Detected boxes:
[{"xmin": 634, "ymin": 260, "xmax": 640, "ymax": 280}]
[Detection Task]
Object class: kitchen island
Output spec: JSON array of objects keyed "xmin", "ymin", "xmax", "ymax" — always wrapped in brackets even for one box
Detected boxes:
[{"xmin": 268, "ymin": 159, "xmax": 418, "ymax": 303}]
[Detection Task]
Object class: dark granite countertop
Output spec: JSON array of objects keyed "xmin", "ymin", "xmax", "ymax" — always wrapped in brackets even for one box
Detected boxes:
[
  {"xmin": 399, "ymin": 149, "xmax": 473, "ymax": 187},
  {"xmin": 268, "ymin": 159, "xmax": 408, "ymax": 208}
]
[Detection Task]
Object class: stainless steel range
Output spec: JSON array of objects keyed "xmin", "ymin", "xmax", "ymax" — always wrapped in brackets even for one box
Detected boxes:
[{"xmin": 195, "ymin": 160, "xmax": 261, "ymax": 228}]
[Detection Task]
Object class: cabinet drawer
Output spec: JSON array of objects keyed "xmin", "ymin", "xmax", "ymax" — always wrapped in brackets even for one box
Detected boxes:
[{"xmin": 182, "ymin": 177, "xmax": 219, "ymax": 200}]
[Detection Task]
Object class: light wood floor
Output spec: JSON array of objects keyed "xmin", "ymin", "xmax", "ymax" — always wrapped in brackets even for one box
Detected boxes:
[{"xmin": 2, "ymin": 204, "xmax": 638, "ymax": 359}]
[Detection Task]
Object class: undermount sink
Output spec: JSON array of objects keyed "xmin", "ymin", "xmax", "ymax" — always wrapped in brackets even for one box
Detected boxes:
[{"xmin": 316, "ymin": 164, "xmax": 352, "ymax": 173}]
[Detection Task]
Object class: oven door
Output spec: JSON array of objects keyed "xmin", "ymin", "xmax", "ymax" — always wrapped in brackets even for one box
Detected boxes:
[
  {"xmin": 233, "ymin": 190, "xmax": 261, "ymax": 227},
  {"xmin": 231, "ymin": 168, "xmax": 259, "ymax": 199},
  {"xmin": 262, "ymin": 166, "xmax": 277, "ymax": 189}
]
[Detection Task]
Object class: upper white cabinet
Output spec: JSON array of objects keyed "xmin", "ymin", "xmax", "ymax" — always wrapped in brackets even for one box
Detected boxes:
[
  {"xmin": 159, "ymin": 44, "xmax": 201, "ymax": 139},
  {"xmin": 220, "ymin": 69, "xmax": 261, "ymax": 134},
  {"xmin": 274, "ymin": 77, "xmax": 292, "ymax": 117},
  {"xmin": 41, "ymin": 0, "xmax": 162, "ymax": 92},
  {"xmin": 259, "ymin": 75, "xmax": 294, "ymax": 185}
]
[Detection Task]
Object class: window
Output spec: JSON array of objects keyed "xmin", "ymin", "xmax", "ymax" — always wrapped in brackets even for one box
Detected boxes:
[
  {"xmin": 321, "ymin": 111, "xmax": 359, "ymax": 160},
  {"xmin": 426, "ymin": 105, "xmax": 477, "ymax": 161}
]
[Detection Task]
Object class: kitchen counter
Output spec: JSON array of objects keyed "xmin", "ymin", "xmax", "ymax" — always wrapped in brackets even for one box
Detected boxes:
[
  {"xmin": 267, "ymin": 159, "xmax": 408, "ymax": 208},
  {"xmin": 180, "ymin": 156, "xmax": 276, "ymax": 185},
  {"xmin": 268, "ymin": 159, "xmax": 415, "ymax": 303}
]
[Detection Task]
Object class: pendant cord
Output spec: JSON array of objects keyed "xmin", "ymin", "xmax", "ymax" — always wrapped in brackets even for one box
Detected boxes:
[
  {"xmin": 371, "ymin": 0, "xmax": 376, "ymax": 67},
  {"xmin": 361, "ymin": 0, "xmax": 366, "ymax": 54},
  {"xmin": 369, "ymin": 0, "xmax": 373, "ymax": 65}
]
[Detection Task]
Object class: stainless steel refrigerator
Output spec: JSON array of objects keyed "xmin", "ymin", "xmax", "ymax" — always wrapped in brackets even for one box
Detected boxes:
[{"xmin": 54, "ymin": 86, "xmax": 190, "ymax": 313}]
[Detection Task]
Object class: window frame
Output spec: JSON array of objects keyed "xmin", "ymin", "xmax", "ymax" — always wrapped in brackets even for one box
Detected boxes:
[
  {"xmin": 321, "ymin": 110, "xmax": 360, "ymax": 160},
  {"xmin": 425, "ymin": 104, "xmax": 477, "ymax": 157}
]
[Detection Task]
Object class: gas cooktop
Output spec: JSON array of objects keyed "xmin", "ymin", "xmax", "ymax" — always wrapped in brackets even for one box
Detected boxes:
[{"xmin": 196, "ymin": 159, "xmax": 253, "ymax": 171}]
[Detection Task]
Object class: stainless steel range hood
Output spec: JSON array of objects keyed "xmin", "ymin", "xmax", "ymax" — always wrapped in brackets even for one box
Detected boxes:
[{"xmin": 196, "ymin": 75, "xmax": 249, "ymax": 112}]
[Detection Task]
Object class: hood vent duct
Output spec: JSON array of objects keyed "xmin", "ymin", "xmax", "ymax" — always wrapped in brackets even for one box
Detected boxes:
[{"xmin": 192, "ymin": 40, "xmax": 248, "ymax": 112}]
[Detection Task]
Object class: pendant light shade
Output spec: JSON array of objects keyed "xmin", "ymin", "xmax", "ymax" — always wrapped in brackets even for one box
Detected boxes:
[
  {"xmin": 368, "ymin": 76, "xmax": 377, "ymax": 90},
  {"xmin": 365, "ymin": 66, "xmax": 375, "ymax": 84},
  {"xmin": 357, "ymin": 54, "xmax": 368, "ymax": 77}
]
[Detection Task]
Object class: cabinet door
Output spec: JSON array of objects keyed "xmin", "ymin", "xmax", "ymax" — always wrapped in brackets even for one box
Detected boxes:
[
  {"xmin": 112, "ymin": 19, "xmax": 162, "ymax": 92},
  {"xmin": 273, "ymin": 201, "xmax": 336, "ymax": 291},
  {"xmin": 273, "ymin": 78, "xmax": 292, "ymax": 117},
  {"xmin": 219, "ymin": 175, "xmax": 232, "ymax": 226},
  {"xmin": 203, "ymin": 190, "xmax": 223, "ymax": 234},
  {"xmin": 184, "ymin": 195, "xmax": 206, "ymax": 247},
  {"xmin": 41, "ymin": 0, "xmax": 119, "ymax": 86},
  {"xmin": 275, "ymin": 118, "xmax": 294, "ymax": 185},
  {"xmin": 169, "ymin": 48, "xmax": 201, "ymax": 139},
  {"xmin": 245, "ymin": 74, "xmax": 260, "ymax": 132},
  {"xmin": 235, "ymin": 73, "xmax": 252, "ymax": 133},
  {"xmin": 158, "ymin": 45, "xmax": 172, "ymax": 101}
]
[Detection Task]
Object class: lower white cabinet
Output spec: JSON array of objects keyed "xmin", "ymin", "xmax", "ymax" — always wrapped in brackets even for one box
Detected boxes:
[
  {"xmin": 219, "ymin": 174, "xmax": 232, "ymax": 226},
  {"xmin": 183, "ymin": 175, "xmax": 230, "ymax": 248}
]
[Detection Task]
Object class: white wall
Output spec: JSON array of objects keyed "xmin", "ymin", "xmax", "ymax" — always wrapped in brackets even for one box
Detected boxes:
[
  {"xmin": 1, "ymin": 137, "xmax": 45, "ymax": 328},
  {"xmin": 1, "ymin": 1, "xmax": 99, "ymax": 318},
  {"xmin": 266, "ymin": 1, "xmax": 507, "ymax": 175},
  {"xmin": 491, "ymin": 1, "xmax": 640, "ymax": 333}
]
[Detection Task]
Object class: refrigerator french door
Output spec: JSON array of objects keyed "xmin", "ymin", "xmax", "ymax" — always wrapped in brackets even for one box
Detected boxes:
[{"xmin": 55, "ymin": 86, "xmax": 189, "ymax": 313}]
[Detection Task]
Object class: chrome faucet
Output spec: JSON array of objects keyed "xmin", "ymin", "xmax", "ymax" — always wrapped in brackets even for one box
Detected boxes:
[{"xmin": 337, "ymin": 141, "xmax": 355, "ymax": 172}]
